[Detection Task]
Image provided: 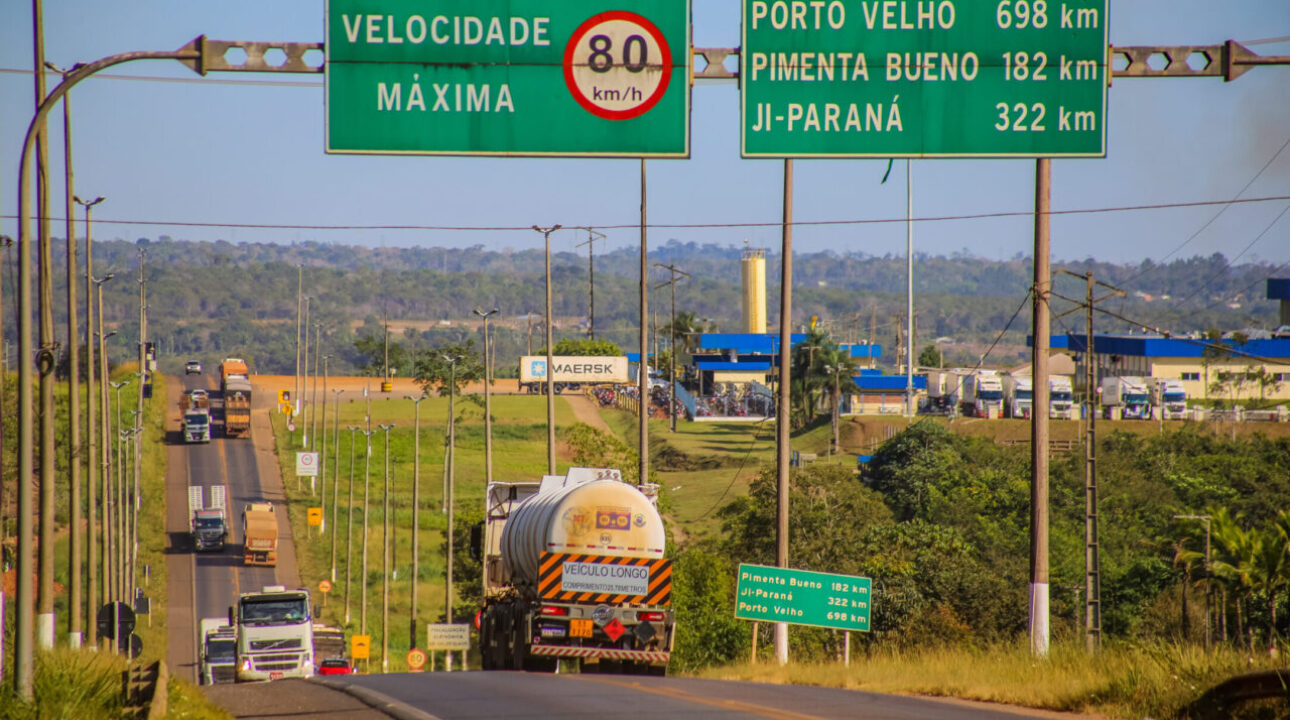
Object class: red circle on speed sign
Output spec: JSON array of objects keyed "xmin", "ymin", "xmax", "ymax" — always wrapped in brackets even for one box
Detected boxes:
[
  {"xmin": 406, "ymin": 648, "xmax": 427, "ymax": 671},
  {"xmin": 319, "ymin": 579, "xmax": 332, "ymax": 594},
  {"xmin": 562, "ymin": 11, "xmax": 673, "ymax": 121}
]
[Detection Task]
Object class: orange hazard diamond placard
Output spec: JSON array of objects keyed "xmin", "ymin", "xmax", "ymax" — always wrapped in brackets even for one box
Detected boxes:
[{"xmin": 603, "ymin": 618, "xmax": 625, "ymax": 642}]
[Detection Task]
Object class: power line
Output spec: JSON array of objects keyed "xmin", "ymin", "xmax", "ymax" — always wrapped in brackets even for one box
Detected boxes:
[
  {"xmin": 6, "ymin": 194, "xmax": 1290, "ymax": 235},
  {"xmin": 1176, "ymin": 202, "xmax": 1290, "ymax": 308}
]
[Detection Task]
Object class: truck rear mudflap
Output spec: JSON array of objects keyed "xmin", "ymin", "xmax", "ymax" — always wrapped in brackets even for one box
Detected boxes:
[{"xmin": 530, "ymin": 645, "xmax": 668, "ymax": 664}]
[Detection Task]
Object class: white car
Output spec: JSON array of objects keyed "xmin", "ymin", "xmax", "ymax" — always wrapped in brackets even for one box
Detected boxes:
[{"xmin": 186, "ymin": 360, "xmax": 202, "ymax": 375}]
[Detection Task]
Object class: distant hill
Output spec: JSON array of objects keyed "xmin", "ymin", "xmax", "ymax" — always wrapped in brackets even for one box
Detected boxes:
[{"xmin": 33, "ymin": 237, "xmax": 1282, "ymax": 376}]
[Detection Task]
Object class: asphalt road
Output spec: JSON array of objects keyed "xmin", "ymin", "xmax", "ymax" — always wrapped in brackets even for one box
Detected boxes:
[
  {"xmin": 165, "ymin": 372, "xmax": 299, "ymax": 685},
  {"xmin": 320, "ymin": 672, "xmax": 1078, "ymax": 720}
]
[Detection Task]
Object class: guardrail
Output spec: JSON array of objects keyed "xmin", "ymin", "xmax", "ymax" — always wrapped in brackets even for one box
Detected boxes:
[{"xmin": 124, "ymin": 660, "xmax": 168, "ymax": 719}]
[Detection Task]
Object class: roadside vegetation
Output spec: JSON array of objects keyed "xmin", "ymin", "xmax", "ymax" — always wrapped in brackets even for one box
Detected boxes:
[{"xmin": 266, "ymin": 376, "xmax": 1290, "ymax": 717}]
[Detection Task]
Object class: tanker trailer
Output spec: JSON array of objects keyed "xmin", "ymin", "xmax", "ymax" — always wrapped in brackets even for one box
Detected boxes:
[{"xmin": 475, "ymin": 467, "xmax": 673, "ymax": 675}]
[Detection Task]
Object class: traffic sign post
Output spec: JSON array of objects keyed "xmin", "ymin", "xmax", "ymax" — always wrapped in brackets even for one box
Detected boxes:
[
  {"xmin": 406, "ymin": 647, "xmax": 428, "ymax": 672},
  {"xmin": 296, "ymin": 452, "xmax": 319, "ymax": 476},
  {"xmin": 741, "ymin": 0, "xmax": 1108, "ymax": 157},
  {"xmin": 325, "ymin": 0, "xmax": 690, "ymax": 157},
  {"xmin": 734, "ymin": 564, "xmax": 872, "ymax": 632}
]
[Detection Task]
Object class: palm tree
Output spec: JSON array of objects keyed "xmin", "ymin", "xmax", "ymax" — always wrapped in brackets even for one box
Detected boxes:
[
  {"xmin": 1210, "ymin": 508, "xmax": 1256, "ymax": 647},
  {"xmin": 1171, "ymin": 538, "xmax": 1205, "ymax": 642},
  {"xmin": 1250, "ymin": 511, "xmax": 1290, "ymax": 650},
  {"xmin": 818, "ymin": 344, "xmax": 860, "ymax": 455}
]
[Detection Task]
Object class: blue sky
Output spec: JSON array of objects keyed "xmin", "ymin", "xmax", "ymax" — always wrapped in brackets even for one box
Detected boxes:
[{"xmin": 2, "ymin": 1, "xmax": 1288, "ymax": 267}]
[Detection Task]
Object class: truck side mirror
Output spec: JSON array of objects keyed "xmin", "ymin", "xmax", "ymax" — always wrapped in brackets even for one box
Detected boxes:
[
  {"xmin": 228, "ymin": 606, "xmax": 235, "ymax": 626},
  {"xmin": 469, "ymin": 522, "xmax": 483, "ymax": 561}
]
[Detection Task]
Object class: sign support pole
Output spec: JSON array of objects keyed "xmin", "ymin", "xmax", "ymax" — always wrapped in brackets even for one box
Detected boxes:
[
  {"xmin": 639, "ymin": 160, "xmax": 649, "ymax": 487},
  {"xmin": 775, "ymin": 158, "xmax": 793, "ymax": 666}
]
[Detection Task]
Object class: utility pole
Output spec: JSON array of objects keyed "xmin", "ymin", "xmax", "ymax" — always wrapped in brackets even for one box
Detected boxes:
[
  {"xmin": 50, "ymin": 61, "xmax": 84, "ymax": 647},
  {"xmin": 312, "ymin": 323, "xmax": 322, "ymax": 456},
  {"xmin": 78, "ymin": 197, "xmax": 104, "ymax": 646},
  {"xmin": 639, "ymin": 159, "xmax": 649, "ymax": 488},
  {"xmin": 321, "ymin": 355, "xmax": 330, "ymax": 507},
  {"xmin": 775, "ymin": 159, "xmax": 794, "ymax": 666},
  {"xmin": 379, "ymin": 423, "xmax": 395, "ymax": 671},
  {"xmin": 654, "ymin": 263, "xmax": 690, "ymax": 433},
  {"xmin": 1030, "ymin": 158, "xmax": 1052, "ymax": 658},
  {"xmin": 344, "ymin": 426, "xmax": 359, "ymax": 625},
  {"xmin": 1054, "ymin": 270, "xmax": 1123, "ymax": 654},
  {"xmin": 331, "ymin": 389, "xmax": 344, "ymax": 583},
  {"xmin": 533, "ymin": 225, "xmax": 561, "ymax": 475},
  {"xmin": 295, "ymin": 266, "xmax": 302, "ymax": 431},
  {"xmin": 134, "ymin": 250, "xmax": 147, "ymax": 600},
  {"xmin": 473, "ymin": 307, "xmax": 499, "ymax": 484},
  {"xmin": 302, "ymin": 296, "xmax": 310, "ymax": 448},
  {"xmin": 441, "ymin": 353, "xmax": 459, "ymax": 670},
  {"xmin": 359, "ymin": 428, "xmax": 376, "ymax": 638},
  {"xmin": 577, "ymin": 228, "xmax": 605, "ymax": 340},
  {"xmin": 404, "ymin": 393, "xmax": 426, "ymax": 648}
]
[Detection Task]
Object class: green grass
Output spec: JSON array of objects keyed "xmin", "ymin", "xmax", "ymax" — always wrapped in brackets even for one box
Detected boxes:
[
  {"xmin": 270, "ymin": 393, "xmax": 582, "ymax": 671},
  {"xmin": 693, "ymin": 639, "xmax": 1289, "ymax": 720}
]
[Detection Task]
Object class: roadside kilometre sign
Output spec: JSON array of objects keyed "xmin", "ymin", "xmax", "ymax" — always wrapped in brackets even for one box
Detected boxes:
[
  {"xmin": 741, "ymin": 0, "xmax": 1108, "ymax": 157},
  {"xmin": 326, "ymin": 0, "xmax": 690, "ymax": 157}
]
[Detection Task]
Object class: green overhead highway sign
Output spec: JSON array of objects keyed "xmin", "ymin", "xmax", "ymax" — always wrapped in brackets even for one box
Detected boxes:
[
  {"xmin": 741, "ymin": 0, "xmax": 1108, "ymax": 158},
  {"xmin": 326, "ymin": 0, "xmax": 690, "ymax": 157},
  {"xmin": 735, "ymin": 564, "xmax": 871, "ymax": 632}
]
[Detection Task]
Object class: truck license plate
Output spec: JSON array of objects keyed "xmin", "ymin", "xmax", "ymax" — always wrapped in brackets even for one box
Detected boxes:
[
  {"xmin": 269, "ymin": 672, "xmax": 284, "ymax": 680},
  {"xmin": 570, "ymin": 619, "xmax": 593, "ymax": 638}
]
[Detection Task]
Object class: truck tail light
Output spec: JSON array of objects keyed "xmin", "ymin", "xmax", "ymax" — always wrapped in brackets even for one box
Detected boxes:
[
  {"xmin": 540, "ymin": 606, "xmax": 569, "ymax": 617},
  {"xmin": 636, "ymin": 611, "xmax": 665, "ymax": 622}
]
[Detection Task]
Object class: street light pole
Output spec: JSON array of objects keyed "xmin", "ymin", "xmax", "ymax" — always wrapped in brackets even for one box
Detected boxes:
[
  {"xmin": 379, "ymin": 423, "xmax": 395, "ymax": 671},
  {"xmin": 360, "ymin": 428, "xmax": 376, "ymax": 639},
  {"xmin": 473, "ymin": 307, "xmax": 499, "ymax": 484},
  {"xmin": 109, "ymin": 379, "xmax": 130, "ymax": 606},
  {"xmin": 344, "ymin": 426, "xmax": 359, "ymax": 625},
  {"xmin": 405, "ymin": 393, "xmax": 426, "ymax": 648},
  {"xmin": 320, "ymin": 355, "xmax": 330, "ymax": 505},
  {"xmin": 533, "ymin": 224, "xmax": 561, "ymax": 475},
  {"xmin": 80, "ymin": 212, "xmax": 105, "ymax": 645},
  {"xmin": 440, "ymin": 352, "xmax": 460, "ymax": 670},
  {"xmin": 330, "ymin": 389, "xmax": 344, "ymax": 582}
]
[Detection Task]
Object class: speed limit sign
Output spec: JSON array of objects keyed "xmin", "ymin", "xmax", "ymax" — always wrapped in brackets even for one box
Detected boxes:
[{"xmin": 563, "ymin": 11, "xmax": 675, "ymax": 121}]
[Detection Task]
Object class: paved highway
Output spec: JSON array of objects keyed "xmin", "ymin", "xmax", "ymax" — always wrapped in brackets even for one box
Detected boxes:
[
  {"xmin": 319, "ymin": 672, "xmax": 1075, "ymax": 720},
  {"xmin": 165, "ymin": 373, "xmax": 298, "ymax": 684}
]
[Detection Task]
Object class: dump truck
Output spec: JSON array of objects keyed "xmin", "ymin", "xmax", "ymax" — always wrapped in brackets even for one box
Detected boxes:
[
  {"xmin": 223, "ymin": 378, "xmax": 253, "ymax": 438},
  {"xmin": 1102, "ymin": 375, "xmax": 1152, "ymax": 420},
  {"xmin": 1152, "ymin": 378, "xmax": 1189, "ymax": 420},
  {"xmin": 229, "ymin": 585, "xmax": 314, "ymax": 681},
  {"xmin": 242, "ymin": 502, "xmax": 278, "ymax": 566},
  {"xmin": 962, "ymin": 370, "xmax": 1004, "ymax": 418},
  {"xmin": 475, "ymin": 467, "xmax": 673, "ymax": 675},
  {"xmin": 1003, "ymin": 373, "xmax": 1033, "ymax": 419},
  {"xmin": 199, "ymin": 617, "xmax": 237, "ymax": 685},
  {"xmin": 189, "ymin": 485, "xmax": 228, "ymax": 552},
  {"xmin": 219, "ymin": 357, "xmax": 249, "ymax": 387}
]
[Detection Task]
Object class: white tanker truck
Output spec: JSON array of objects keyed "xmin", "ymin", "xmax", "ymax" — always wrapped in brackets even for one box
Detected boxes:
[{"xmin": 474, "ymin": 467, "xmax": 673, "ymax": 675}]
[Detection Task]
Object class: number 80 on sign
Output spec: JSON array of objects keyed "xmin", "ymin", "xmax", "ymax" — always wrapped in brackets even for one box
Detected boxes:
[{"xmin": 563, "ymin": 11, "xmax": 674, "ymax": 121}]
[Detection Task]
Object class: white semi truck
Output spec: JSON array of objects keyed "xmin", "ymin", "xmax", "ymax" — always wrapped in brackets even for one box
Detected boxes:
[
  {"xmin": 229, "ymin": 585, "xmax": 314, "ymax": 681},
  {"xmin": 475, "ymin": 467, "xmax": 674, "ymax": 675},
  {"xmin": 1049, "ymin": 376, "xmax": 1077, "ymax": 420},
  {"xmin": 1102, "ymin": 376, "xmax": 1152, "ymax": 420},
  {"xmin": 199, "ymin": 617, "xmax": 237, "ymax": 684},
  {"xmin": 1003, "ymin": 374, "xmax": 1033, "ymax": 418},
  {"xmin": 1152, "ymin": 378, "xmax": 1189, "ymax": 420},
  {"xmin": 188, "ymin": 485, "xmax": 228, "ymax": 552},
  {"xmin": 962, "ymin": 370, "xmax": 1004, "ymax": 418}
]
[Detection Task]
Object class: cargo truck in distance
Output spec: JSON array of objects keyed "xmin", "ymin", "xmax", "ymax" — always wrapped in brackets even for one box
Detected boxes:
[
  {"xmin": 189, "ymin": 485, "xmax": 229, "ymax": 552},
  {"xmin": 1003, "ymin": 374, "xmax": 1033, "ymax": 418},
  {"xmin": 962, "ymin": 370, "xmax": 1004, "ymax": 418},
  {"xmin": 220, "ymin": 358, "xmax": 252, "ymax": 438},
  {"xmin": 1102, "ymin": 376, "xmax": 1152, "ymax": 420},
  {"xmin": 1152, "ymin": 379, "xmax": 1189, "ymax": 420},
  {"xmin": 199, "ymin": 617, "xmax": 237, "ymax": 684},
  {"xmin": 242, "ymin": 502, "xmax": 278, "ymax": 566},
  {"xmin": 475, "ymin": 467, "xmax": 674, "ymax": 675},
  {"xmin": 1049, "ymin": 376, "xmax": 1077, "ymax": 420},
  {"xmin": 229, "ymin": 585, "xmax": 314, "ymax": 681}
]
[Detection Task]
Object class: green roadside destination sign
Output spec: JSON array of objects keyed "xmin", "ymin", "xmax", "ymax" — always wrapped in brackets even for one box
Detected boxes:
[
  {"xmin": 735, "ymin": 563, "xmax": 871, "ymax": 632},
  {"xmin": 326, "ymin": 0, "xmax": 690, "ymax": 157},
  {"xmin": 741, "ymin": 0, "xmax": 1108, "ymax": 157}
]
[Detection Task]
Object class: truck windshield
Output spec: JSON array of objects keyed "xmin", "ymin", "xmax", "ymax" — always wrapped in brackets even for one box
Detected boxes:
[
  {"xmin": 185, "ymin": 414, "xmax": 209, "ymax": 425},
  {"xmin": 1015, "ymin": 390, "xmax": 1033, "ymax": 400},
  {"xmin": 1125, "ymin": 393, "xmax": 1149, "ymax": 403},
  {"xmin": 1163, "ymin": 393, "xmax": 1186, "ymax": 403},
  {"xmin": 195, "ymin": 517, "xmax": 223, "ymax": 530},
  {"xmin": 206, "ymin": 638, "xmax": 236, "ymax": 663},
  {"xmin": 240, "ymin": 597, "xmax": 309, "ymax": 625},
  {"xmin": 979, "ymin": 390, "xmax": 1003, "ymax": 401},
  {"xmin": 1052, "ymin": 391, "xmax": 1073, "ymax": 402}
]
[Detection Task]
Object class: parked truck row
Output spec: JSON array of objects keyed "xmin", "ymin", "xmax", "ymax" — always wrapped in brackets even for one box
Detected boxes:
[{"xmin": 925, "ymin": 368, "xmax": 1187, "ymax": 421}]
